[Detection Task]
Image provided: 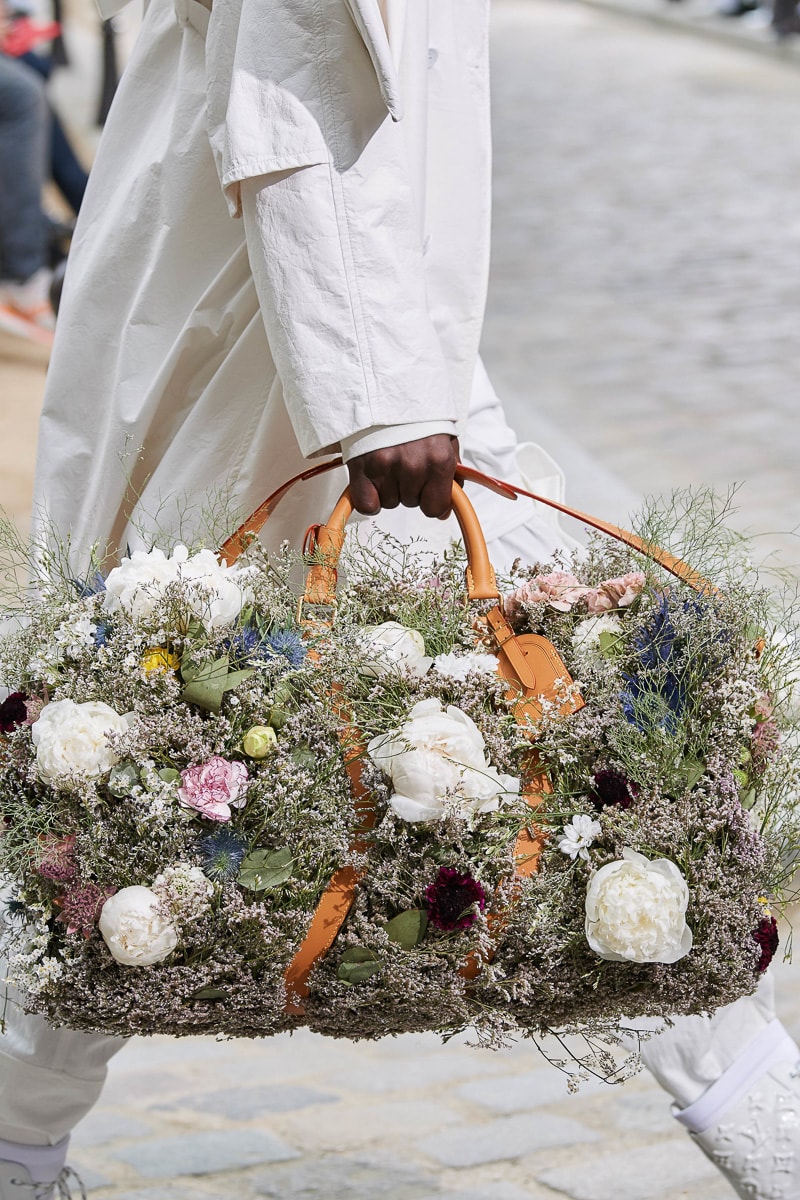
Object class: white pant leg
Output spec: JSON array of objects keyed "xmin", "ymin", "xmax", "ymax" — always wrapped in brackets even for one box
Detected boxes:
[
  {"xmin": 641, "ymin": 973, "xmax": 777, "ymax": 1109},
  {"xmin": 0, "ymin": 951, "xmax": 126, "ymax": 1145}
]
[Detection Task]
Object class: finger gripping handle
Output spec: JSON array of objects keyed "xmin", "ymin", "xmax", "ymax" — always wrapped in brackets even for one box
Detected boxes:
[{"xmin": 302, "ymin": 483, "xmax": 499, "ymax": 610}]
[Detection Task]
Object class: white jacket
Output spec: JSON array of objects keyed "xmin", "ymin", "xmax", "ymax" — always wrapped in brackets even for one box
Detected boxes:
[{"xmin": 33, "ymin": 0, "xmax": 559, "ymax": 564}]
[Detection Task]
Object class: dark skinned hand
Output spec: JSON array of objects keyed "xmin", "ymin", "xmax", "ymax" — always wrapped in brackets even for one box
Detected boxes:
[{"xmin": 347, "ymin": 434, "xmax": 460, "ymax": 520}]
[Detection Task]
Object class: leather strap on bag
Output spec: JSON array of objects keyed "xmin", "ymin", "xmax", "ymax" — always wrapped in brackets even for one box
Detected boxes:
[{"xmin": 218, "ymin": 459, "xmax": 707, "ymax": 1009}]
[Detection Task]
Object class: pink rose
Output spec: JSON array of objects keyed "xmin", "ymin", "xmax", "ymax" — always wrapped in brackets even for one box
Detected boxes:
[{"xmin": 178, "ymin": 756, "xmax": 249, "ymax": 822}]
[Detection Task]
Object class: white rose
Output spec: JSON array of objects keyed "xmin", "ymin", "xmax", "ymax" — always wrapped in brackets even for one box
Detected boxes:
[
  {"xmin": 585, "ymin": 849, "xmax": 693, "ymax": 964},
  {"xmin": 31, "ymin": 699, "xmax": 129, "ymax": 785},
  {"xmin": 571, "ymin": 614, "xmax": 623, "ymax": 662},
  {"xmin": 359, "ymin": 622, "xmax": 433, "ymax": 679},
  {"xmin": 368, "ymin": 698, "xmax": 519, "ymax": 822},
  {"xmin": 432, "ymin": 651, "xmax": 499, "ymax": 682},
  {"xmin": 99, "ymin": 886, "xmax": 179, "ymax": 966},
  {"xmin": 103, "ymin": 545, "xmax": 251, "ymax": 629}
]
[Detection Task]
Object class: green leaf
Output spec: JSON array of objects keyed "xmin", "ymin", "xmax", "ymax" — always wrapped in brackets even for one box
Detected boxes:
[
  {"xmin": 384, "ymin": 909, "xmax": 428, "ymax": 950},
  {"xmin": 597, "ymin": 630, "xmax": 622, "ymax": 658},
  {"xmin": 679, "ymin": 757, "xmax": 706, "ymax": 790},
  {"xmin": 337, "ymin": 948, "xmax": 380, "ymax": 985},
  {"xmin": 268, "ymin": 706, "xmax": 288, "ymax": 730},
  {"xmin": 190, "ymin": 986, "xmax": 228, "ymax": 1001},
  {"xmin": 180, "ymin": 654, "xmax": 253, "ymax": 713},
  {"xmin": 107, "ymin": 762, "xmax": 139, "ymax": 798},
  {"xmin": 158, "ymin": 768, "xmax": 181, "ymax": 784},
  {"xmin": 740, "ymin": 787, "xmax": 758, "ymax": 810},
  {"xmin": 340, "ymin": 947, "xmax": 378, "ymax": 964},
  {"xmin": 291, "ymin": 743, "xmax": 316, "ymax": 771},
  {"xmin": 237, "ymin": 848, "xmax": 294, "ymax": 891}
]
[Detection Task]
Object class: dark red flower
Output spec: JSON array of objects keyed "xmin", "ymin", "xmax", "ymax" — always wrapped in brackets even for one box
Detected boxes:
[
  {"xmin": 753, "ymin": 916, "xmax": 779, "ymax": 973},
  {"xmin": 424, "ymin": 867, "xmax": 486, "ymax": 932},
  {"xmin": 0, "ymin": 692, "xmax": 28, "ymax": 734},
  {"xmin": 590, "ymin": 769, "xmax": 638, "ymax": 811}
]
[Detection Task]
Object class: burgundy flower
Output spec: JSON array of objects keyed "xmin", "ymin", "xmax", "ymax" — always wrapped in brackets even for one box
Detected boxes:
[
  {"xmin": 37, "ymin": 834, "xmax": 78, "ymax": 883},
  {"xmin": 55, "ymin": 881, "xmax": 116, "ymax": 937},
  {"xmin": 0, "ymin": 692, "xmax": 28, "ymax": 734},
  {"xmin": 424, "ymin": 867, "xmax": 487, "ymax": 932},
  {"xmin": 590, "ymin": 769, "xmax": 638, "ymax": 811},
  {"xmin": 753, "ymin": 916, "xmax": 779, "ymax": 973}
]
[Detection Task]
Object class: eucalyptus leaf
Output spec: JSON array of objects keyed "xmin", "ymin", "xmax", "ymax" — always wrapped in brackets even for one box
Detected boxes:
[
  {"xmin": 107, "ymin": 762, "xmax": 140, "ymax": 798},
  {"xmin": 340, "ymin": 946, "xmax": 378, "ymax": 964},
  {"xmin": 740, "ymin": 787, "xmax": 758, "ymax": 810},
  {"xmin": 180, "ymin": 655, "xmax": 231, "ymax": 713},
  {"xmin": 190, "ymin": 986, "xmax": 228, "ymax": 1001},
  {"xmin": 291, "ymin": 743, "xmax": 316, "ymax": 771},
  {"xmin": 385, "ymin": 909, "xmax": 428, "ymax": 950},
  {"xmin": 679, "ymin": 757, "xmax": 706, "ymax": 790},
  {"xmin": 336, "ymin": 948, "xmax": 381, "ymax": 985},
  {"xmin": 158, "ymin": 768, "xmax": 181, "ymax": 784},
  {"xmin": 237, "ymin": 848, "xmax": 294, "ymax": 891}
]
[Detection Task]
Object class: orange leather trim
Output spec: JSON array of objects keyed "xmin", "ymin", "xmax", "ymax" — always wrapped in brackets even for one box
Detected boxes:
[{"xmin": 219, "ymin": 460, "xmax": 705, "ymax": 1008}]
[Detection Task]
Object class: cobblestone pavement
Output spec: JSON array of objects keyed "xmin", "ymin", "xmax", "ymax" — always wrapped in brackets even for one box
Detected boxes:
[{"xmin": 3, "ymin": 2, "xmax": 800, "ymax": 1197}]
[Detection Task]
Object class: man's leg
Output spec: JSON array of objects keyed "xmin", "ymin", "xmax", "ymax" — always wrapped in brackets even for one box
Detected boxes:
[
  {"xmin": 0, "ymin": 55, "xmax": 53, "ymax": 334},
  {"xmin": 0, "ymin": 957, "xmax": 125, "ymax": 1196}
]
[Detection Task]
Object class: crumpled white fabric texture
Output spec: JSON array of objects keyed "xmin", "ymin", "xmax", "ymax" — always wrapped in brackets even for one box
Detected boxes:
[{"xmin": 641, "ymin": 973, "xmax": 777, "ymax": 1109}]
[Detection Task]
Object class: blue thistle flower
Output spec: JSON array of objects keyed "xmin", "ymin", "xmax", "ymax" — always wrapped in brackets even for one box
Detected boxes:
[
  {"xmin": 622, "ymin": 595, "xmax": 686, "ymax": 733},
  {"xmin": 199, "ymin": 829, "xmax": 248, "ymax": 882},
  {"xmin": 71, "ymin": 571, "xmax": 106, "ymax": 599},
  {"xmin": 265, "ymin": 630, "xmax": 306, "ymax": 668},
  {"xmin": 226, "ymin": 625, "xmax": 306, "ymax": 672}
]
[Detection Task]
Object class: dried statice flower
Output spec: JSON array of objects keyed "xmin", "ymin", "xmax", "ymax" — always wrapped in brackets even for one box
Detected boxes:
[{"xmin": 425, "ymin": 867, "xmax": 487, "ymax": 931}]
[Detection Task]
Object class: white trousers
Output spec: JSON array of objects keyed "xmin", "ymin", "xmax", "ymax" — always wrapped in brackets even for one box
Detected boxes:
[{"xmin": 0, "ymin": 375, "xmax": 576, "ymax": 1145}]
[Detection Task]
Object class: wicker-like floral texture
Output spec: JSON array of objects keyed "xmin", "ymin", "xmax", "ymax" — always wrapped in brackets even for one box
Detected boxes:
[{"xmin": 0, "ymin": 498, "xmax": 798, "ymax": 1076}]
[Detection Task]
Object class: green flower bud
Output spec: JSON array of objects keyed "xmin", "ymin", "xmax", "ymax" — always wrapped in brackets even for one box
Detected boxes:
[{"xmin": 242, "ymin": 725, "xmax": 277, "ymax": 759}]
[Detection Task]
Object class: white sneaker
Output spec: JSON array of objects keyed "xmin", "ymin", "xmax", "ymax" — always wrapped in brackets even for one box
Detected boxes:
[
  {"xmin": 0, "ymin": 1162, "xmax": 86, "ymax": 1200},
  {"xmin": 685, "ymin": 1056, "xmax": 800, "ymax": 1199}
]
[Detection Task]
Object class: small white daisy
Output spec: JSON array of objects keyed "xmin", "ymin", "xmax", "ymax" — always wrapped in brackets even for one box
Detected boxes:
[{"xmin": 558, "ymin": 813, "xmax": 603, "ymax": 862}]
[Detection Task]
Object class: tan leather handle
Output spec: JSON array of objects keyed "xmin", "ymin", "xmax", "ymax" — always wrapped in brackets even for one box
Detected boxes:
[
  {"xmin": 219, "ymin": 456, "xmax": 711, "ymax": 595},
  {"xmin": 301, "ymin": 483, "xmax": 499, "ymax": 611}
]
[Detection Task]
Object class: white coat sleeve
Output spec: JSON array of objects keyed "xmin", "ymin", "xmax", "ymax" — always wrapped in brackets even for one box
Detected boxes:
[{"xmin": 206, "ymin": 0, "xmax": 459, "ymax": 460}]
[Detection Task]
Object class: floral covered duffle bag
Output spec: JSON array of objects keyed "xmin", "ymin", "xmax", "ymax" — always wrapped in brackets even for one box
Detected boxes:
[{"xmin": 0, "ymin": 464, "xmax": 795, "ymax": 1070}]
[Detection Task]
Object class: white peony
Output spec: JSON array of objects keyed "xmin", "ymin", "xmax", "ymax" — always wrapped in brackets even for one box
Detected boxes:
[
  {"xmin": 571, "ymin": 614, "xmax": 623, "ymax": 662},
  {"xmin": 585, "ymin": 849, "xmax": 693, "ymax": 964},
  {"xmin": 31, "ymin": 699, "xmax": 129, "ymax": 785},
  {"xmin": 103, "ymin": 545, "xmax": 252, "ymax": 629},
  {"xmin": 359, "ymin": 621, "xmax": 433, "ymax": 679},
  {"xmin": 432, "ymin": 651, "xmax": 499, "ymax": 682},
  {"xmin": 99, "ymin": 886, "xmax": 179, "ymax": 966},
  {"xmin": 367, "ymin": 697, "xmax": 519, "ymax": 823}
]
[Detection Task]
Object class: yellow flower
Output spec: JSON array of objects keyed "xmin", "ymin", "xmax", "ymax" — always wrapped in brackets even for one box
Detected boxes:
[{"xmin": 141, "ymin": 647, "xmax": 180, "ymax": 675}]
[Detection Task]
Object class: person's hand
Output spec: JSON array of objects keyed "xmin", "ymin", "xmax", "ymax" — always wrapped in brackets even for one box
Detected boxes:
[{"xmin": 347, "ymin": 434, "xmax": 460, "ymax": 520}]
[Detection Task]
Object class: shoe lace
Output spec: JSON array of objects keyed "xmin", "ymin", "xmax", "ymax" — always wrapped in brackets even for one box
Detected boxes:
[{"xmin": 10, "ymin": 1168, "xmax": 88, "ymax": 1200}]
